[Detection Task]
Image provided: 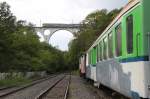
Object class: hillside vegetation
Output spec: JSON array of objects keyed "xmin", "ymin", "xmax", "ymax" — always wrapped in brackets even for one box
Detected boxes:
[{"xmin": 0, "ymin": 2, "xmax": 121, "ymax": 72}]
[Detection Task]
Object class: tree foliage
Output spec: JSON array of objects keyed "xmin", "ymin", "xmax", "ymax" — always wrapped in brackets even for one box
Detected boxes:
[
  {"xmin": 0, "ymin": 2, "xmax": 67, "ymax": 73},
  {"xmin": 68, "ymin": 9, "xmax": 121, "ymax": 69}
]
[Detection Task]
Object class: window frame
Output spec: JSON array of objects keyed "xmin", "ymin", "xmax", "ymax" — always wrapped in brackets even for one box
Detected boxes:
[
  {"xmin": 99, "ymin": 42, "xmax": 102, "ymax": 61},
  {"xmin": 96, "ymin": 45, "xmax": 99, "ymax": 62},
  {"xmin": 103, "ymin": 37, "xmax": 107, "ymax": 60},
  {"xmin": 108, "ymin": 31, "xmax": 113, "ymax": 58},
  {"xmin": 126, "ymin": 14, "xmax": 134, "ymax": 54},
  {"xmin": 115, "ymin": 23, "xmax": 122, "ymax": 57}
]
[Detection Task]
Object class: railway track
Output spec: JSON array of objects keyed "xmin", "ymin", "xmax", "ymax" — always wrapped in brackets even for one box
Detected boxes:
[
  {"xmin": 0, "ymin": 74, "xmax": 129, "ymax": 99},
  {"xmin": 0, "ymin": 77, "xmax": 45, "ymax": 91},
  {"xmin": 0, "ymin": 74, "xmax": 63, "ymax": 99},
  {"xmin": 36, "ymin": 74, "xmax": 71, "ymax": 99},
  {"xmin": 0, "ymin": 75, "xmax": 56, "ymax": 97}
]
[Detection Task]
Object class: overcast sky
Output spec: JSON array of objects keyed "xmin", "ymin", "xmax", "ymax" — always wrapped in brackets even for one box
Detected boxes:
[{"xmin": 2, "ymin": 0, "xmax": 128, "ymax": 51}]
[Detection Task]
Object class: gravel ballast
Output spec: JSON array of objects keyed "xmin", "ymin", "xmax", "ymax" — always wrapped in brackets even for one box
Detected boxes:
[{"xmin": 68, "ymin": 75, "xmax": 100, "ymax": 99}]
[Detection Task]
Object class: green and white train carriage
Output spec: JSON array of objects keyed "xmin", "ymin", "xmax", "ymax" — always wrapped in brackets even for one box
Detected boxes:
[{"xmin": 85, "ymin": 0, "xmax": 150, "ymax": 98}]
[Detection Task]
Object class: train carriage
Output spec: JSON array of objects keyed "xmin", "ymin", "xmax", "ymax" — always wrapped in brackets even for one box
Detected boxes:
[
  {"xmin": 79, "ymin": 54, "xmax": 86, "ymax": 77},
  {"xmin": 84, "ymin": 0, "xmax": 150, "ymax": 98}
]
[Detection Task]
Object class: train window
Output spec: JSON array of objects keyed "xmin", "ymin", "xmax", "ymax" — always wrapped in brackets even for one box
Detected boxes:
[
  {"xmin": 101, "ymin": 40, "xmax": 104, "ymax": 60},
  {"xmin": 99, "ymin": 43, "xmax": 102, "ymax": 61},
  {"xmin": 115, "ymin": 23, "xmax": 122, "ymax": 57},
  {"xmin": 108, "ymin": 32, "xmax": 113, "ymax": 58},
  {"xmin": 103, "ymin": 37, "xmax": 107, "ymax": 59},
  {"xmin": 90, "ymin": 51, "xmax": 92, "ymax": 64},
  {"xmin": 91, "ymin": 50, "xmax": 93, "ymax": 64},
  {"xmin": 99, "ymin": 42, "xmax": 102, "ymax": 61},
  {"xmin": 88, "ymin": 52, "xmax": 91, "ymax": 64},
  {"xmin": 88, "ymin": 52, "xmax": 90, "ymax": 64},
  {"xmin": 98, "ymin": 44, "xmax": 100, "ymax": 61},
  {"xmin": 96, "ymin": 45, "xmax": 99, "ymax": 62},
  {"xmin": 93, "ymin": 47, "xmax": 96, "ymax": 64},
  {"xmin": 126, "ymin": 15, "xmax": 133, "ymax": 54}
]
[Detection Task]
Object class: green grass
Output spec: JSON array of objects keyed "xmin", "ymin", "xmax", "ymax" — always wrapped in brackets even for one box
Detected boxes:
[{"xmin": 0, "ymin": 77, "xmax": 32, "ymax": 87}]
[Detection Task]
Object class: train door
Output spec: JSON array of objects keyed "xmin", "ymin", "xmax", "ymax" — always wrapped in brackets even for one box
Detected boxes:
[
  {"xmin": 142, "ymin": 0, "xmax": 150, "ymax": 59},
  {"xmin": 123, "ymin": 5, "xmax": 142, "ymax": 58}
]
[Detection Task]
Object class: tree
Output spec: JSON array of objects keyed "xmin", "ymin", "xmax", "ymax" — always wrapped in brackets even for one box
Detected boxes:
[
  {"xmin": 0, "ymin": 2, "xmax": 17, "ymax": 71},
  {"xmin": 68, "ymin": 9, "xmax": 121, "ymax": 69},
  {"xmin": 0, "ymin": 2, "xmax": 71, "ymax": 73},
  {"xmin": 10, "ymin": 23, "xmax": 42, "ymax": 72}
]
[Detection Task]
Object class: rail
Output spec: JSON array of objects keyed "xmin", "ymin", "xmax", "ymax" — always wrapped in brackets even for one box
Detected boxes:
[
  {"xmin": 0, "ymin": 75, "xmax": 57, "ymax": 98},
  {"xmin": 36, "ymin": 74, "xmax": 71, "ymax": 99},
  {"xmin": 64, "ymin": 74, "xmax": 71, "ymax": 99}
]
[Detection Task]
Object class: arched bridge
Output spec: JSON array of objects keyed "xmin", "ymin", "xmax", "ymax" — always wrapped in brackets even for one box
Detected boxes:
[{"xmin": 34, "ymin": 23, "xmax": 80, "ymax": 43}]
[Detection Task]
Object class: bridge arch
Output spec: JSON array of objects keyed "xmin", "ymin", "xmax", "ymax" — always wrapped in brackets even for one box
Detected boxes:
[
  {"xmin": 50, "ymin": 28, "xmax": 77, "ymax": 37},
  {"xmin": 49, "ymin": 30, "xmax": 74, "ymax": 51},
  {"xmin": 34, "ymin": 23, "xmax": 80, "ymax": 43}
]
